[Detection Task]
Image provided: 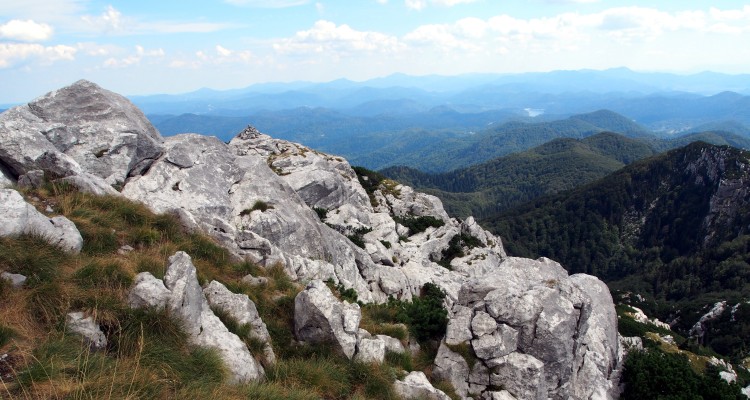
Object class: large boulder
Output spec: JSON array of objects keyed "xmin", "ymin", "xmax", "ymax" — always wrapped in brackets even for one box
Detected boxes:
[
  {"xmin": 0, "ymin": 80, "xmax": 163, "ymax": 184},
  {"xmin": 0, "ymin": 188, "xmax": 83, "ymax": 253},
  {"xmin": 129, "ymin": 252, "xmax": 265, "ymax": 383},
  {"xmin": 437, "ymin": 257, "xmax": 620, "ymax": 400},
  {"xmin": 294, "ymin": 280, "xmax": 361, "ymax": 359}
]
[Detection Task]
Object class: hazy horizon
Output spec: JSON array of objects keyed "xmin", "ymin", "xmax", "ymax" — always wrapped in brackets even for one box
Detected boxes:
[{"xmin": 2, "ymin": 1, "xmax": 750, "ymax": 103}]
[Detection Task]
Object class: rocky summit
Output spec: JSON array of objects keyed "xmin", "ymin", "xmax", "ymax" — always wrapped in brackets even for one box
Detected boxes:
[{"xmin": 0, "ymin": 80, "xmax": 622, "ymax": 399}]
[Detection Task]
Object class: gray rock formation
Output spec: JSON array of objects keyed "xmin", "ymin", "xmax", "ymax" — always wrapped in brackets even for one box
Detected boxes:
[
  {"xmin": 294, "ymin": 280, "xmax": 361, "ymax": 359},
  {"xmin": 203, "ymin": 280, "xmax": 276, "ymax": 365},
  {"xmin": 65, "ymin": 312, "xmax": 107, "ymax": 351},
  {"xmin": 0, "ymin": 188, "xmax": 83, "ymax": 253},
  {"xmin": 0, "ymin": 80, "xmax": 162, "ymax": 185},
  {"xmin": 394, "ymin": 371, "xmax": 452, "ymax": 400},
  {"xmin": 437, "ymin": 257, "xmax": 620, "ymax": 400},
  {"xmin": 129, "ymin": 252, "xmax": 265, "ymax": 383}
]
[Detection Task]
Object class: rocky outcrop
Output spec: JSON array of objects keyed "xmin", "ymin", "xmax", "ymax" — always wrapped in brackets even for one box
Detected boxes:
[
  {"xmin": 0, "ymin": 188, "xmax": 83, "ymax": 253},
  {"xmin": 65, "ymin": 312, "xmax": 107, "ymax": 351},
  {"xmin": 0, "ymin": 80, "xmax": 162, "ymax": 185},
  {"xmin": 394, "ymin": 371, "xmax": 452, "ymax": 400},
  {"xmin": 435, "ymin": 257, "xmax": 620, "ymax": 400},
  {"xmin": 129, "ymin": 252, "xmax": 265, "ymax": 383}
]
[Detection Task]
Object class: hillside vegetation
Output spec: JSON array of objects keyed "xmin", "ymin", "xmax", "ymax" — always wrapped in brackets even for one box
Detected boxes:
[
  {"xmin": 383, "ymin": 131, "xmax": 750, "ymax": 219},
  {"xmin": 0, "ymin": 182, "xmax": 455, "ymax": 400}
]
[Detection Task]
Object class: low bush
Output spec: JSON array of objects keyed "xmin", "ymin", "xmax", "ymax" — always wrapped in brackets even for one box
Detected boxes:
[{"xmin": 393, "ymin": 215, "xmax": 445, "ymax": 236}]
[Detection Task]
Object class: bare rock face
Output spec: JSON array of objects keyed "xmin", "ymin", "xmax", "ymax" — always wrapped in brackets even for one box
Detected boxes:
[
  {"xmin": 0, "ymin": 80, "xmax": 163, "ymax": 185},
  {"xmin": 129, "ymin": 252, "xmax": 265, "ymax": 383},
  {"xmin": 437, "ymin": 257, "xmax": 620, "ymax": 400},
  {"xmin": 0, "ymin": 188, "xmax": 83, "ymax": 253}
]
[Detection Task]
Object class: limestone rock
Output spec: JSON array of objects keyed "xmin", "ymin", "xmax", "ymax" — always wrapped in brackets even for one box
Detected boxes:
[
  {"xmin": 446, "ymin": 305, "xmax": 473, "ymax": 345},
  {"xmin": 354, "ymin": 336, "xmax": 385, "ymax": 363},
  {"xmin": 128, "ymin": 272, "xmax": 170, "ymax": 309},
  {"xmin": 441, "ymin": 256, "xmax": 620, "ymax": 400},
  {"xmin": 0, "ymin": 189, "xmax": 83, "ymax": 253},
  {"xmin": 489, "ymin": 352, "xmax": 546, "ymax": 400},
  {"xmin": 128, "ymin": 252, "xmax": 265, "ymax": 383},
  {"xmin": 0, "ymin": 162, "xmax": 14, "ymax": 187},
  {"xmin": 241, "ymin": 274, "xmax": 269, "ymax": 286},
  {"xmin": 483, "ymin": 390, "xmax": 517, "ymax": 400},
  {"xmin": 17, "ymin": 170, "xmax": 45, "ymax": 189},
  {"xmin": 376, "ymin": 334, "xmax": 405, "ymax": 354},
  {"xmin": 65, "ymin": 312, "xmax": 107, "ymax": 351},
  {"xmin": 204, "ymin": 280, "xmax": 276, "ymax": 365},
  {"xmin": 432, "ymin": 341, "xmax": 470, "ymax": 397},
  {"xmin": 1, "ymin": 272, "xmax": 27, "ymax": 288},
  {"xmin": 394, "ymin": 371, "xmax": 452, "ymax": 400},
  {"xmin": 294, "ymin": 280, "xmax": 360, "ymax": 359},
  {"xmin": 58, "ymin": 172, "xmax": 121, "ymax": 196}
]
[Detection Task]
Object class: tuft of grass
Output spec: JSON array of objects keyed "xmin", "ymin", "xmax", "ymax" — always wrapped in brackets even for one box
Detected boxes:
[
  {"xmin": 73, "ymin": 259, "xmax": 133, "ymax": 289},
  {"xmin": 0, "ymin": 323, "xmax": 15, "ymax": 348},
  {"xmin": 385, "ymin": 350, "xmax": 413, "ymax": 372},
  {"xmin": 0, "ymin": 234, "xmax": 69, "ymax": 287},
  {"xmin": 447, "ymin": 342, "xmax": 478, "ymax": 368},
  {"xmin": 27, "ymin": 282, "xmax": 69, "ymax": 328}
]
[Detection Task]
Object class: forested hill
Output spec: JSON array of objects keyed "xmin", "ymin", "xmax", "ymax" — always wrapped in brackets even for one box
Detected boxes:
[
  {"xmin": 391, "ymin": 109, "xmax": 654, "ymax": 172},
  {"xmin": 382, "ymin": 132, "xmax": 656, "ymax": 217},
  {"xmin": 486, "ymin": 142, "xmax": 750, "ymax": 360}
]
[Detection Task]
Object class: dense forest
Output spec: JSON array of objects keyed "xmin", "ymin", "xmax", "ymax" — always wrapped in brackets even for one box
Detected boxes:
[{"xmin": 485, "ymin": 142, "xmax": 750, "ymax": 362}]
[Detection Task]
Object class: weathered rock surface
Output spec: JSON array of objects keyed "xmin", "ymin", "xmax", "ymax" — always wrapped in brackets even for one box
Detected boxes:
[
  {"xmin": 129, "ymin": 252, "xmax": 265, "ymax": 383},
  {"xmin": 394, "ymin": 371, "xmax": 452, "ymax": 400},
  {"xmin": 204, "ymin": 280, "xmax": 276, "ymax": 365},
  {"xmin": 438, "ymin": 257, "xmax": 620, "ymax": 400},
  {"xmin": 65, "ymin": 312, "xmax": 107, "ymax": 351},
  {"xmin": 294, "ymin": 280, "xmax": 361, "ymax": 359},
  {"xmin": 0, "ymin": 188, "xmax": 83, "ymax": 253},
  {"xmin": 0, "ymin": 80, "xmax": 162, "ymax": 185}
]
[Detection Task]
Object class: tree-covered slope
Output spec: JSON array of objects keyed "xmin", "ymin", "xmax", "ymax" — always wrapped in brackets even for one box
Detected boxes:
[
  {"xmin": 485, "ymin": 142, "xmax": 750, "ymax": 361},
  {"xmin": 382, "ymin": 132, "xmax": 657, "ymax": 217}
]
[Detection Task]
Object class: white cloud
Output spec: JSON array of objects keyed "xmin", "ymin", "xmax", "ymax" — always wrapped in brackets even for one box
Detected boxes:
[
  {"xmin": 405, "ymin": 0, "xmax": 476, "ymax": 10},
  {"xmin": 224, "ymin": 0, "xmax": 310, "ymax": 7},
  {"xmin": 0, "ymin": 0, "xmax": 86, "ymax": 21},
  {"xmin": 273, "ymin": 20, "xmax": 405, "ymax": 56},
  {"xmin": 0, "ymin": 43, "xmax": 76, "ymax": 68},
  {"xmin": 0, "ymin": 19, "xmax": 54, "ymax": 42},
  {"xmin": 78, "ymin": 6, "xmax": 236, "ymax": 36},
  {"xmin": 375, "ymin": 0, "xmax": 388, "ymax": 4},
  {"xmin": 103, "ymin": 45, "xmax": 164, "ymax": 68},
  {"xmin": 405, "ymin": 0, "xmax": 427, "ymax": 10}
]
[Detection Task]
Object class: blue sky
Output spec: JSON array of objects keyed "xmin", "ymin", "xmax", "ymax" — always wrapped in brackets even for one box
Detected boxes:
[{"xmin": 1, "ymin": 0, "xmax": 749, "ymax": 103}]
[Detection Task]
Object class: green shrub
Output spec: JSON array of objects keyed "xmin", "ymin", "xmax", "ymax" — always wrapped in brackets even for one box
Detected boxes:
[
  {"xmin": 403, "ymin": 283, "xmax": 448, "ymax": 343},
  {"xmin": 241, "ymin": 200, "xmax": 274, "ymax": 215},
  {"xmin": 313, "ymin": 207, "xmax": 328, "ymax": 220},
  {"xmin": 393, "ymin": 215, "xmax": 445, "ymax": 236}
]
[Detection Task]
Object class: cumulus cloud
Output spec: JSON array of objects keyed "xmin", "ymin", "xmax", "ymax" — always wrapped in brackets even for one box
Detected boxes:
[
  {"xmin": 0, "ymin": 19, "xmax": 54, "ymax": 42},
  {"xmin": 273, "ymin": 20, "xmax": 405, "ymax": 56},
  {"xmin": 0, "ymin": 43, "xmax": 76, "ymax": 68}
]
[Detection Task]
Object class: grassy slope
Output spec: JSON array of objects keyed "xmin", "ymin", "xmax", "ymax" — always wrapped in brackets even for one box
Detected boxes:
[{"xmin": 0, "ymin": 182, "xmax": 457, "ymax": 400}]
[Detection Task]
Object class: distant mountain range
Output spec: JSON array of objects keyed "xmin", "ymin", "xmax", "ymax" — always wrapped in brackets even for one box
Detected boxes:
[{"xmin": 141, "ymin": 69, "xmax": 750, "ymax": 174}]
